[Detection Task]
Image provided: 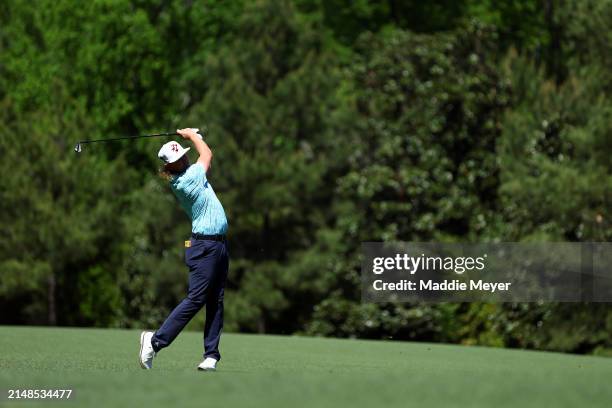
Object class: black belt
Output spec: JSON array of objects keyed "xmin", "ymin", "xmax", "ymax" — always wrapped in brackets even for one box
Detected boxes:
[{"xmin": 191, "ymin": 233, "xmax": 226, "ymax": 242}]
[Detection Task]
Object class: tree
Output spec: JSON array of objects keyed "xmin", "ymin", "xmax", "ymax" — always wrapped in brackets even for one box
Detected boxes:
[
  {"xmin": 307, "ymin": 22, "xmax": 511, "ymax": 340},
  {"xmin": 178, "ymin": 0, "xmax": 344, "ymax": 333}
]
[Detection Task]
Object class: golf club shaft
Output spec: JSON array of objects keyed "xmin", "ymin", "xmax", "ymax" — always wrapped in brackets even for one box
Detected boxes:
[{"xmin": 77, "ymin": 132, "xmax": 179, "ymax": 145}]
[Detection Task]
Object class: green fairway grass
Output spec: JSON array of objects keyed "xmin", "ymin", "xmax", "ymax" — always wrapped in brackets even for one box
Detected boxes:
[{"xmin": 0, "ymin": 326, "xmax": 610, "ymax": 407}]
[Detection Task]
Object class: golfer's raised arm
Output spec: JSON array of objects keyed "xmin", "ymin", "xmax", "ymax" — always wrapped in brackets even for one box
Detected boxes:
[{"xmin": 177, "ymin": 128, "xmax": 213, "ymax": 172}]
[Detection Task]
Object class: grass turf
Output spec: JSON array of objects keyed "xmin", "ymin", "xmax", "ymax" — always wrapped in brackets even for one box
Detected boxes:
[{"xmin": 0, "ymin": 326, "xmax": 611, "ymax": 407}]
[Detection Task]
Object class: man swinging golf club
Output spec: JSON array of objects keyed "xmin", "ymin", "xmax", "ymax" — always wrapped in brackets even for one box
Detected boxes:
[{"xmin": 139, "ymin": 127, "xmax": 229, "ymax": 371}]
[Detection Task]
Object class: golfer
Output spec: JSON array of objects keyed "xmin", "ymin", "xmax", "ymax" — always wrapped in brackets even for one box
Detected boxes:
[{"xmin": 139, "ymin": 128, "xmax": 229, "ymax": 371}]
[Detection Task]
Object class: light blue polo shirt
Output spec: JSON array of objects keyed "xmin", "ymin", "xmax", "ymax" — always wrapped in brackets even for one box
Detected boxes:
[{"xmin": 170, "ymin": 162, "xmax": 228, "ymax": 235}]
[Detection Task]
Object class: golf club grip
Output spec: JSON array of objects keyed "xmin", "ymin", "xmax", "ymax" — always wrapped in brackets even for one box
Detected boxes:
[{"xmin": 149, "ymin": 131, "xmax": 203, "ymax": 139}]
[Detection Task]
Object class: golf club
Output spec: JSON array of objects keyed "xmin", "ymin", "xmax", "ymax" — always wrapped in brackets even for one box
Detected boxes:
[{"xmin": 74, "ymin": 130, "xmax": 204, "ymax": 153}]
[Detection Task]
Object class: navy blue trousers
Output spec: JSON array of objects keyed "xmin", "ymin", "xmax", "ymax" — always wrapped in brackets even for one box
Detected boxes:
[{"xmin": 152, "ymin": 238, "xmax": 229, "ymax": 360}]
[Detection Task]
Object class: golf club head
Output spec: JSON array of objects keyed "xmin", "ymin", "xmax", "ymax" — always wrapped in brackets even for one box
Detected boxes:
[{"xmin": 74, "ymin": 143, "xmax": 82, "ymax": 153}]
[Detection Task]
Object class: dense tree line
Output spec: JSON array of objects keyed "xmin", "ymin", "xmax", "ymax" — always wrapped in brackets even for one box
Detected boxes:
[{"xmin": 1, "ymin": 0, "xmax": 611, "ymax": 355}]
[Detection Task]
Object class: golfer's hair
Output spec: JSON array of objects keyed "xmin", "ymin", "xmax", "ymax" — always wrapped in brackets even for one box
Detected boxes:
[
  {"xmin": 159, "ymin": 156, "xmax": 189, "ymax": 180},
  {"xmin": 158, "ymin": 168, "xmax": 173, "ymax": 181},
  {"xmin": 159, "ymin": 165, "xmax": 180, "ymax": 181}
]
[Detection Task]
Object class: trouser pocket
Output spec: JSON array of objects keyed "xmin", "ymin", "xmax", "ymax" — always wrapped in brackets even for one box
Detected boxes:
[{"xmin": 185, "ymin": 240, "xmax": 209, "ymax": 270}]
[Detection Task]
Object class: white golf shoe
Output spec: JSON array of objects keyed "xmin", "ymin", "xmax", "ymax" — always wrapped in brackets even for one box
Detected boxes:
[
  {"xmin": 197, "ymin": 357, "xmax": 218, "ymax": 371},
  {"xmin": 139, "ymin": 331, "xmax": 156, "ymax": 369}
]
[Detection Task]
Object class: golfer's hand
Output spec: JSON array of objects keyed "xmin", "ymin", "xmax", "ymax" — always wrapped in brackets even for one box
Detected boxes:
[
  {"xmin": 179, "ymin": 127, "xmax": 213, "ymax": 171},
  {"xmin": 177, "ymin": 128, "xmax": 202, "ymax": 140}
]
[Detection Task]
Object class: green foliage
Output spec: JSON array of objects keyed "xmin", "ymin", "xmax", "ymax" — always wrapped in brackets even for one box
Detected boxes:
[
  {"xmin": 1, "ymin": 0, "xmax": 611, "ymax": 355},
  {"xmin": 337, "ymin": 22, "xmax": 510, "ymax": 242},
  {"xmin": 180, "ymin": 0, "xmax": 344, "ymax": 333},
  {"xmin": 303, "ymin": 22, "xmax": 513, "ymax": 346}
]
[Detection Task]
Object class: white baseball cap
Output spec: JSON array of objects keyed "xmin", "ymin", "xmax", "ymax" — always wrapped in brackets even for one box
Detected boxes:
[{"xmin": 158, "ymin": 141, "xmax": 190, "ymax": 164}]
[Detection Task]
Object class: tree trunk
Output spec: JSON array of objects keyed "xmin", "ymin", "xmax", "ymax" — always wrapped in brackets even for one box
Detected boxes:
[{"xmin": 48, "ymin": 274, "xmax": 57, "ymax": 325}]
